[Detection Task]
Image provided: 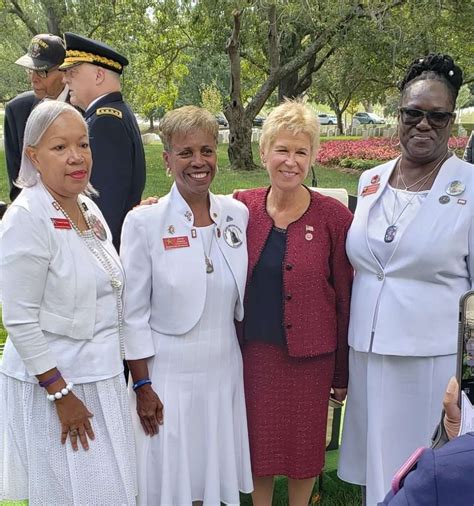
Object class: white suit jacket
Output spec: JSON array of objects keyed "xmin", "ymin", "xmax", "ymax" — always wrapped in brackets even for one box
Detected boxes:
[
  {"xmin": 347, "ymin": 155, "xmax": 474, "ymax": 356},
  {"xmin": 0, "ymin": 183, "xmax": 122, "ymax": 376},
  {"xmin": 121, "ymin": 184, "xmax": 249, "ymax": 360}
]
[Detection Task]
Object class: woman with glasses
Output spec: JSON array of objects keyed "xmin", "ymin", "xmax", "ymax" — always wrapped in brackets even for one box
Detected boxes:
[{"xmin": 338, "ymin": 54, "xmax": 470, "ymax": 505}]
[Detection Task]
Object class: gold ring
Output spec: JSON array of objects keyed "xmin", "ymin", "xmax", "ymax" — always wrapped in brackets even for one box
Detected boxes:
[{"xmin": 69, "ymin": 429, "xmax": 78, "ymax": 436}]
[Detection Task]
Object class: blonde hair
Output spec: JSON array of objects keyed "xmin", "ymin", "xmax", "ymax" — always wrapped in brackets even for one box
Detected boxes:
[
  {"xmin": 159, "ymin": 105, "xmax": 219, "ymax": 152},
  {"xmin": 260, "ymin": 100, "xmax": 320, "ymax": 156}
]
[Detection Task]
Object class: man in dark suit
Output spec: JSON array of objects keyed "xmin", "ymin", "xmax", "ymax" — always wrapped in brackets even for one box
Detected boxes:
[
  {"xmin": 60, "ymin": 32, "xmax": 146, "ymax": 250},
  {"xmin": 4, "ymin": 34, "xmax": 67, "ymax": 201}
]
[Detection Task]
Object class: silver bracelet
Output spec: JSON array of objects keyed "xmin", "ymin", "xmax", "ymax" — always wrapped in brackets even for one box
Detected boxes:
[{"xmin": 46, "ymin": 382, "xmax": 74, "ymax": 401}]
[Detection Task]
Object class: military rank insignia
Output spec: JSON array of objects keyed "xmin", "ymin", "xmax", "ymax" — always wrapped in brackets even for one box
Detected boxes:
[{"xmin": 96, "ymin": 107, "xmax": 123, "ymax": 119}]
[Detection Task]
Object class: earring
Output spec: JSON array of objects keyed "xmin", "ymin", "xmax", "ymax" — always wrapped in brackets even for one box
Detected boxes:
[
  {"xmin": 390, "ymin": 130, "xmax": 400, "ymax": 148},
  {"xmin": 166, "ymin": 167, "xmax": 171, "ymax": 177}
]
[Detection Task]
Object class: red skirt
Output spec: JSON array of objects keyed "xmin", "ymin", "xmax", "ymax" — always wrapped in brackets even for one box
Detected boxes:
[{"xmin": 242, "ymin": 341, "xmax": 335, "ymax": 479}]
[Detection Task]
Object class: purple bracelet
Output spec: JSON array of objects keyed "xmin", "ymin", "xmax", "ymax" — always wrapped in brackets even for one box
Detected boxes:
[{"xmin": 39, "ymin": 370, "xmax": 62, "ymax": 388}]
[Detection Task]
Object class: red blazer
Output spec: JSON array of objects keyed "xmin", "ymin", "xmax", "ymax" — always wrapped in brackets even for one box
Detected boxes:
[{"xmin": 234, "ymin": 187, "xmax": 353, "ymax": 387}]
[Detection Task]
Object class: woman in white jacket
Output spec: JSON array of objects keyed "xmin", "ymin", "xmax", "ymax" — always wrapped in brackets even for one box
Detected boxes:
[
  {"xmin": 121, "ymin": 106, "xmax": 253, "ymax": 505},
  {"xmin": 338, "ymin": 54, "xmax": 470, "ymax": 505},
  {"xmin": 0, "ymin": 101, "xmax": 136, "ymax": 505}
]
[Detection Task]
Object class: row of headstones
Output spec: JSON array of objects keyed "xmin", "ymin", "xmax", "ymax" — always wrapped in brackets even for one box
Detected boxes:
[{"xmin": 140, "ymin": 126, "xmax": 406, "ymax": 145}]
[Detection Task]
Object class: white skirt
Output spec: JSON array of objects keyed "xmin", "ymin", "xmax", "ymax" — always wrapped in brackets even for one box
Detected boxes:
[
  {"xmin": 338, "ymin": 349, "xmax": 456, "ymax": 506},
  {"xmin": 130, "ymin": 239, "xmax": 253, "ymax": 505},
  {"xmin": 0, "ymin": 373, "xmax": 137, "ymax": 505}
]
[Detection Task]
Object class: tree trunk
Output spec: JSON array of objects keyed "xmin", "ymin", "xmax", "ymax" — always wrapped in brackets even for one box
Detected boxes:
[
  {"xmin": 149, "ymin": 116, "xmax": 154, "ymax": 130},
  {"xmin": 335, "ymin": 110, "xmax": 345, "ymax": 135},
  {"xmin": 225, "ymin": 105, "xmax": 258, "ymax": 170}
]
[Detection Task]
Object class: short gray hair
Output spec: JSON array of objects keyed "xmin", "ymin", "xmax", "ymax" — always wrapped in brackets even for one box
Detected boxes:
[{"xmin": 16, "ymin": 100, "xmax": 97, "ymax": 196}]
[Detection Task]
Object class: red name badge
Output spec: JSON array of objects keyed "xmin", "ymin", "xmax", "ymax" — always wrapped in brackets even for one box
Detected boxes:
[
  {"xmin": 163, "ymin": 236, "xmax": 190, "ymax": 250},
  {"xmin": 361, "ymin": 183, "xmax": 380, "ymax": 197},
  {"xmin": 51, "ymin": 218, "xmax": 71, "ymax": 229}
]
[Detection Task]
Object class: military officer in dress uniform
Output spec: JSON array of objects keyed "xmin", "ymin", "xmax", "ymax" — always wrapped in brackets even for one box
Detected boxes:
[
  {"xmin": 4, "ymin": 34, "xmax": 67, "ymax": 202},
  {"xmin": 61, "ymin": 32, "xmax": 146, "ymax": 250}
]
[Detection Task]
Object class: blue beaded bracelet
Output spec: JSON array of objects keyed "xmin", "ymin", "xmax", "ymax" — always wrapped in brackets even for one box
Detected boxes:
[{"xmin": 133, "ymin": 378, "xmax": 152, "ymax": 391}]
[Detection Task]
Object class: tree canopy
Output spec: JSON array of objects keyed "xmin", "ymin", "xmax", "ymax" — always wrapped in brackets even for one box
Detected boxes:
[{"xmin": 0, "ymin": 0, "xmax": 472, "ymax": 169}]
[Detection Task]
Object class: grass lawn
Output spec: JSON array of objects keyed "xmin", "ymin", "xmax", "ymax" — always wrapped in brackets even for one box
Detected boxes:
[{"xmin": 0, "ymin": 143, "xmax": 361, "ymax": 504}]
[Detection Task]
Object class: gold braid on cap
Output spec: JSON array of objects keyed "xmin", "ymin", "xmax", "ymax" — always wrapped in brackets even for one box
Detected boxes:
[{"xmin": 64, "ymin": 50, "xmax": 122, "ymax": 71}]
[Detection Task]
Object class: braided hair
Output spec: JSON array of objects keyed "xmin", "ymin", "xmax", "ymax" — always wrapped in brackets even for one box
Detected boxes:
[{"xmin": 399, "ymin": 53, "xmax": 463, "ymax": 108}]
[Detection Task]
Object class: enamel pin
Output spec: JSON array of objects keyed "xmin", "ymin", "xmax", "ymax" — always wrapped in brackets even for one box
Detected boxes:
[
  {"xmin": 224, "ymin": 224, "xmax": 243, "ymax": 248},
  {"xmin": 184, "ymin": 210, "xmax": 192, "ymax": 222},
  {"xmin": 439, "ymin": 195, "xmax": 450, "ymax": 204},
  {"xmin": 458, "ymin": 199, "xmax": 467, "ymax": 205},
  {"xmin": 305, "ymin": 233, "xmax": 313, "ymax": 241},
  {"xmin": 168, "ymin": 225, "xmax": 175, "ymax": 235},
  {"xmin": 163, "ymin": 236, "xmax": 190, "ymax": 250},
  {"xmin": 371, "ymin": 175, "xmax": 380, "ymax": 184},
  {"xmin": 226, "ymin": 215, "xmax": 234, "ymax": 222},
  {"xmin": 361, "ymin": 183, "xmax": 379, "ymax": 197},
  {"xmin": 446, "ymin": 181, "xmax": 465, "ymax": 196},
  {"xmin": 51, "ymin": 218, "xmax": 71, "ymax": 229},
  {"xmin": 191, "ymin": 229, "xmax": 197, "ymax": 239}
]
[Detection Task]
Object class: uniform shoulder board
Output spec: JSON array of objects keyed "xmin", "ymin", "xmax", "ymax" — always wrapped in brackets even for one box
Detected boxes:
[{"xmin": 96, "ymin": 107, "xmax": 123, "ymax": 119}]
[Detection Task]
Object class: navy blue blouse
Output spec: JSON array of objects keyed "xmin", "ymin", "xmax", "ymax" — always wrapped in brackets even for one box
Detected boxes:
[{"xmin": 244, "ymin": 226, "xmax": 286, "ymax": 346}]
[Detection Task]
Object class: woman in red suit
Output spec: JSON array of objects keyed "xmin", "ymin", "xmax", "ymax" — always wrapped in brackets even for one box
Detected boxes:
[{"xmin": 234, "ymin": 100, "xmax": 353, "ymax": 505}]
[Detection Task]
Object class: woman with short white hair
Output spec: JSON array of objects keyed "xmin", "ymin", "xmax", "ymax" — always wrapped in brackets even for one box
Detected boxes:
[{"xmin": 0, "ymin": 100, "xmax": 136, "ymax": 505}]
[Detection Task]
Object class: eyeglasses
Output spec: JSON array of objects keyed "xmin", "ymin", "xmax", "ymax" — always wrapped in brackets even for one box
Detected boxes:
[
  {"xmin": 399, "ymin": 107, "xmax": 454, "ymax": 129},
  {"xmin": 25, "ymin": 67, "xmax": 59, "ymax": 79}
]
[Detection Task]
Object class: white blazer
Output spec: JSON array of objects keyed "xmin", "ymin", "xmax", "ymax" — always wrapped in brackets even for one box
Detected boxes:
[
  {"xmin": 121, "ymin": 184, "xmax": 249, "ymax": 360},
  {"xmin": 0, "ymin": 183, "xmax": 122, "ymax": 376},
  {"xmin": 347, "ymin": 155, "xmax": 474, "ymax": 356}
]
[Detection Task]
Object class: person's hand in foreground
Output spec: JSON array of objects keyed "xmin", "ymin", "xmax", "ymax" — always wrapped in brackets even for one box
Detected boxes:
[{"xmin": 443, "ymin": 376, "xmax": 461, "ymax": 440}]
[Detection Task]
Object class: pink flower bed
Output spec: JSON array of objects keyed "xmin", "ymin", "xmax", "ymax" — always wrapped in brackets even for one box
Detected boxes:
[{"xmin": 317, "ymin": 136, "xmax": 469, "ymax": 165}]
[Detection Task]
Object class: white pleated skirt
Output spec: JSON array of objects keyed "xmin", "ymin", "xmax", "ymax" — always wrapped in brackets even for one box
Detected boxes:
[
  {"xmin": 0, "ymin": 372, "xmax": 137, "ymax": 505},
  {"xmin": 130, "ymin": 242, "xmax": 253, "ymax": 506},
  {"xmin": 338, "ymin": 349, "xmax": 456, "ymax": 506}
]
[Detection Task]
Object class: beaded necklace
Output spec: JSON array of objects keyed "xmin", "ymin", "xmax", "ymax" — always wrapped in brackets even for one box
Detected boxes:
[{"xmin": 52, "ymin": 198, "xmax": 125, "ymax": 359}]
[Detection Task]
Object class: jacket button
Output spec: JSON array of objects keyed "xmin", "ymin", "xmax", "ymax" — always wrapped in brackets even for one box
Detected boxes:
[
  {"xmin": 286, "ymin": 323, "xmax": 292, "ymax": 329},
  {"xmin": 285, "ymin": 294, "xmax": 292, "ymax": 301},
  {"xmin": 377, "ymin": 272, "xmax": 384, "ymax": 281},
  {"xmin": 285, "ymin": 263, "xmax": 293, "ymax": 271}
]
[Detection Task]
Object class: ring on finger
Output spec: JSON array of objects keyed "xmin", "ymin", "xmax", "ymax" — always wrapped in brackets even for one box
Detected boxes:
[{"xmin": 69, "ymin": 428, "xmax": 78, "ymax": 436}]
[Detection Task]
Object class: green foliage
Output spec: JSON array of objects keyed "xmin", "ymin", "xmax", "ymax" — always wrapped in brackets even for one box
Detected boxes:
[
  {"xmin": 200, "ymin": 80, "xmax": 222, "ymax": 115},
  {"xmin": 340, "ymin": 158, "xmax": 381, "ymax": 171}
]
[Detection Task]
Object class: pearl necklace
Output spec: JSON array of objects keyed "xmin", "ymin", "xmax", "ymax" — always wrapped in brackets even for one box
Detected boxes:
[{"xmin": 52, "ymin": 198, "xmax": 125, "ymax": 359}]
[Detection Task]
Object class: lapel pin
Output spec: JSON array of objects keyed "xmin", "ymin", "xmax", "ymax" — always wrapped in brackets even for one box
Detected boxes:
[
  {"xmin": 212, "ymin": 212, "xmax": 218, "ymax": 218},
  {"xmin": 88, "ymin": 214, "xmax": 107, "ymax": 241},
  {"xmin": 168, "ymin": 225, "xmax": 175, "ymax": 235},
  {"xmin": 191, "ymin": 229, "xmax": 197, "ymax": 239},
  {"xmin": 439, "ymin": 195, "xmax": 450, "ymax": 204},
  {"xmin": 217, "ymin": 228, "xmax": 221, "ymax": 238},
  {"xmin": 305, "ymin": 225, "xmax": 314, "ymax": 232},
  {"xmin": 305, "ymin": 233, "xmax": 313, "ymax": 241},
  {"xmin": 458, "ymin": 199, "xmax": 467, "ymax": 205},
  {"xmin": 371, "ymin": 175, "xmax": 380, "ymax": 184},
  {"xmin": 446, "ymin": 180, "xmax": 465, "ymax": 196},
  {"xmin": 361, "ymin": 183, "xmax": 379, "ymax": 197},
  {"xmin": 226, "ymin": 215, "xmax": 233, "ymax": 222},
  {"xmin": 224, "ymin": 224, "xmax": 243, "ymax": 248},
  {"xmin": 185, "ymin": 210, "xmax": 192, "ymax": 222}
]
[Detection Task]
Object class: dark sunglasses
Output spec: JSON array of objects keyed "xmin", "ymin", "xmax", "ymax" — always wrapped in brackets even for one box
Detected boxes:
[
  {"xmin": 25, "ymin": 66, "xmax": 59, "ymax": 79},
  {"xmin": 399, "ymin": 107, "xmax": 454, "ymax": 129}
]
